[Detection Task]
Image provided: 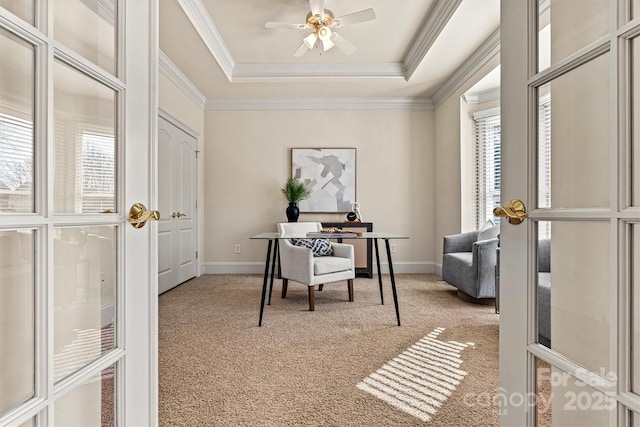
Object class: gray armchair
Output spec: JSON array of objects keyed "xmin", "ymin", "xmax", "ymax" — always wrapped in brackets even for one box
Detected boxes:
[{"xmin": 442, "ymin": 224, "xmax": 500, "ymax": 302}]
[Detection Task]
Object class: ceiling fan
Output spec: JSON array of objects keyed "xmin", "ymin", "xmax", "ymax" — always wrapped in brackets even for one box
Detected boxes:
[{"xmin": 265, "ymin": 0, "xmax": 376, "ymax": 56}]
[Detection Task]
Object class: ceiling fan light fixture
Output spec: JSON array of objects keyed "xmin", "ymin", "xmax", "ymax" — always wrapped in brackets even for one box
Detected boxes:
[
  {"xmin": 303, "ymin": 32, "xmax": 318, "ymax": 49},
  {"xmin": 318, "ymin": 26, "xmax": 334, "ymax": 51}
]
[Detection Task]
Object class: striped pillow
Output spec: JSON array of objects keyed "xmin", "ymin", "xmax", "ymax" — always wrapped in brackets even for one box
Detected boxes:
[{"xmin": 290, "ymin": 238, "xmax": 333, "ymax": 257}]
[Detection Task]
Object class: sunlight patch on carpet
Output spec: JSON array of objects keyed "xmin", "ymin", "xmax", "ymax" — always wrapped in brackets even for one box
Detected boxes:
[{"xmin": 356, "ymin": 327, "xmax": 475, "ymax": 422}]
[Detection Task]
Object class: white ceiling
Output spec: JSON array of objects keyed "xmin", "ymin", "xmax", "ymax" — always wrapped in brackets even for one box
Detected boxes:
[{"xmin": 158, "ymin": 0, "xmax": 500, "ymax": 106}]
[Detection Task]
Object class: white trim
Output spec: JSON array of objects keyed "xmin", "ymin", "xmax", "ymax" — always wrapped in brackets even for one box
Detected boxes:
[
  {"xmin": 176, "ymin": 0, "xmax": 234, "ymax": 81},
  {"xmin": 463, "ymin": 88, "xmax": 500, "ymax": 104},
  {"xmin": 404, "ymin": 0, "xmax": 464, "ymax": 80},
  {"xmin": 148, "ymin": 1, "xmax": 159, "ymax": 424},
  {"xmin": 205, "ymin": 97, "xmax": 434, "ymax": 111},
  {"xmin": 158, "ymin": 50, "xmax": 207, "ymax": 109},
  {"xmin": 432, "ymin": 28, "xmax": 501, "ymax": 108},
  {"xmin": 472, "ymin": 107, "xmax": 500, "ymax": 120},
  {"xmin": 203, "ymin": 261, "xmax": 435, "ymax": 275}
]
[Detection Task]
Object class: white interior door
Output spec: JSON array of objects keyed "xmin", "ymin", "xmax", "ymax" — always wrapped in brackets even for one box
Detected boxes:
[
  {"xmin": 158, "ymin": 115, "xmax": 197, "ymax": 294},
  {"xmin": 0, "ymin": 1, "xmax": 156, "ymax": 425},
  {"xmin": 500, "ymin": 0, "xmax": 640, "ymax": 425}
]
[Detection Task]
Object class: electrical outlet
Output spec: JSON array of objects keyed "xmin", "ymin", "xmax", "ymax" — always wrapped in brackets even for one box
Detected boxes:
[
  {"xmin": 390, "ymin": 244, "xmax": 397, "ymax": 253},
  {"xmin": 234, "ymin": 244, "xmax": 241, "ymax": 254}
]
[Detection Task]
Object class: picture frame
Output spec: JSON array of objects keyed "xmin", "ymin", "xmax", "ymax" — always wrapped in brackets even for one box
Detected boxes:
[{"xmin": 291, "ymin": 148, "xmax": 356, "ymax": 213}]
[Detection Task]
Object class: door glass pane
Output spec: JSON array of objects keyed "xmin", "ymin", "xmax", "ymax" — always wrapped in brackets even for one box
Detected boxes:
[
  {"xmin": 0, "ymin": 1, "xmax": 34, "ymax": 25},
  {"xmin": 0, "ymin": 28, "xmax": 34, "ymax": 213},
  {"xmin": 537, "ymin": 53, "xmax": 610, "ymax": 209},
  {"xmin": 535, "ymin": 357, "xmax": 615, "ymax": 426},
  {"xmin": 53, "ymin": 226, "xmax": 116, "ymax": 383},
  {"xmin": 537, "ymin": 221, "xmax": 610, "ymax": 372},
  {"xmin": 53, "ymin": 363, "xmax": 116, "ymax": 426},
  {"xmin": 632, "ymin": 224, "xmax": 640, "ymax": 394},
  {"xmin": 52, "ymin": 0, "xmax": 116, "ymax": 75},
  {"xmin": 0, "ymin": 230, "xmax": 34, "ymax": 415},
  {"xmin": 537, "ymin": 0, "xmax": 608, "ymax": 72},
  {"xmin": 53, "ymin": 60, "xmax": 116, "ymax": 214},
  {"xmin": 633, "ymin": 37, "xmax": 640, "ymax": 207}
]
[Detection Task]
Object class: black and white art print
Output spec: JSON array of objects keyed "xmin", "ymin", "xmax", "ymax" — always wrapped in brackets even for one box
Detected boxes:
[{"xmin": 292, "ymin": 148, "xmax": 356, "ymax": 213}]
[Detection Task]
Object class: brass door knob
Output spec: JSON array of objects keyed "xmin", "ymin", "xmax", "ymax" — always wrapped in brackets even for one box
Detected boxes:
[
  {"xmin": 493, "ymin": 199, "xmax": 528, "ymax": 225},
  {"xmin": 128, "ymin": 203, "xmax": 160, "ymax": 228}
]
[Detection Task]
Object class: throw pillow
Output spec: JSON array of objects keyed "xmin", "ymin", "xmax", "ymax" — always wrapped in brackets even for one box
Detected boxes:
[
  {"xmin": 478, "ymin": 219, "xmax": 499, "ymax": 242},
  {"xmin": 290, "ymin": 238, "xmax": 334, "ymax": 257}
]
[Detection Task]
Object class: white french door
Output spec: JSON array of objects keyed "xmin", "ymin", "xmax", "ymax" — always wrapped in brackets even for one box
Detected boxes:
[
  {"xmin": 157, "ymin": 114, "xmax": 197, "ymax": 294},
  {"xmin": 500, "ymin": 0, "xmax": 640, "ymax": 425},
  {"xmin": 0, "ymin": 1, "xmax": 156, "ymax": 426}
]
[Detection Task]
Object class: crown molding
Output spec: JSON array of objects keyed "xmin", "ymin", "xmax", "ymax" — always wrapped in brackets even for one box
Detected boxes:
[
  {"xmin": 432, "ymin": 28, "xmax": 500, "ymax": 109},
  {"xmin": 176, "ymin": 0, "xmax": 462, "ymax": 82},
  {"xmin": 176, "ymin": 0, "xmax": 235, "ymax": 81},
  {"xmin": 403, "ymin": 0, "xmax": 463, "ymax": 81},
  {"xmin": 205, "ymin": 97, "xmax": 434, "ymax": 111},
  {"xmin": 463, "ymin": 88, "xmax": 500, "ymax": 104},
  {"xmin": 231, "ymin": 62, "xmax": 406, "ymax": 81},
  {"xmin": 159, "ymin": 50, "xmax": 207, "ymax": 109}
]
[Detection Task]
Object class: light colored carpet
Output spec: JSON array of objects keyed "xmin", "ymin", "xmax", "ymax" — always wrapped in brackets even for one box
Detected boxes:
[{"xmin": 159, "ymin": 274, "xmax": 499, "ymax": 426}]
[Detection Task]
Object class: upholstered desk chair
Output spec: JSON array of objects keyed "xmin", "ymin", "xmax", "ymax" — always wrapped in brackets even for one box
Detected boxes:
[{"xmin": 277, "ymin": 222, "xmax": 355, "ymax": 311}]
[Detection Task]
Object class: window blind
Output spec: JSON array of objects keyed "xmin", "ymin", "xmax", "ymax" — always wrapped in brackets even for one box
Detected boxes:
[
  {"xmin": 81, "ymin": 131, "xmax": 115, "ymax": 212},
  {"xmin": 473, "ymin": 110, "xmax": 501, "ymax": 229}
]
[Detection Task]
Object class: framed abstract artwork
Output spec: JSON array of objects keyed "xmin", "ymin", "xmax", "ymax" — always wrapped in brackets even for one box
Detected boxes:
[{"xmin": 291, "ymin": 148, "xmax": 356, "ymax": 213}]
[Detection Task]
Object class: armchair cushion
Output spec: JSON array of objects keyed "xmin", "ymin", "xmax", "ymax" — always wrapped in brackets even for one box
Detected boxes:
[
  {"xmin": 290, "ymin": 238, "xmax": 333, "ymax": 256},
  {"xmin": 314, "ymin": 257, "xmax": 352, "ymax": 275}
]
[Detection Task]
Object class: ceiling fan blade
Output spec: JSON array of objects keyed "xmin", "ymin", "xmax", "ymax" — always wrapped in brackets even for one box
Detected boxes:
[
  {"xmin": 293, "ymin": 42, "xmax": 309, "ymax": 57},
  {"xmin": 332, "ymin": 8, "xmax": 376, "ymax": 28},
  {"xmin": 332, "ymin": 32, "xmax": 356, "ymax": 55},
  {"xmin": 309, "ymin": 0, "xmax": 325, "ymax": 18},
  {"xmin": 265, "ymin": 21, "xmax": 308, "ymax": 30}
]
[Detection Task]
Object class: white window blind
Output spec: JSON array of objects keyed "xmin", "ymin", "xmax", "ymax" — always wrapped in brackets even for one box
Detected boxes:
[
  {"xmin": 473, "ymin": 109, "xmax": 501, "ymax": 229},
  {"xmin": 538, "ymin": 94, "xmax": 551, "ymax": 239},
  {"xmin": 81, "ymin": 131, "xmax": 115, "ymax": 212},
  {"xmin": 0, "ymin": 112, "xmax": 33, "ymax": 212}
]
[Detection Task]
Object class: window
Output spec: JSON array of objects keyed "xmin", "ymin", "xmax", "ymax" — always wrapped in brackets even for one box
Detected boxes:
[
  {"xmin": 0, "ymin": 112, "xmax": 33, "ymax": 212},
  {"xmin": 473, "ymin": 109, "xmax": 501, "ymax": 228},
  {"xmin": 80, "ymin": 131, "xmax": 115, "ymax": 212}
]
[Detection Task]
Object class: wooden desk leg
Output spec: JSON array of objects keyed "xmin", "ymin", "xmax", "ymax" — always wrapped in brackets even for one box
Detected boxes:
[
  {"xmin": 258, "ymin": 239, "xmax": 273, "ymax": 327},
  {"xmin": 384, "ymin": 239, "xmax": 401, "ymax": 326},
  {"xmin": 374, "ymin": 238, "xmax": 384, "ymax": 305},
  {"xmin": 268, "ymin": 240, "xmax": 279, "ymax": 305}
]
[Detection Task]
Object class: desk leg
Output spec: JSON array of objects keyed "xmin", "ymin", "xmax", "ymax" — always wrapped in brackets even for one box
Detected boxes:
[
  {"xmin": 258, "ymin": 239, "xmax": 273, "ymax": 327},
  {"xmin": 374, "ymin": 238, "xmax": 384, "ymax": 305},
  {"xmin": 384, "ymin": 239, "xmax": 401, "ymax": 326},
  {"xmin": 268, "ymin": 240, "xmax": 279, "ymax": 305}
]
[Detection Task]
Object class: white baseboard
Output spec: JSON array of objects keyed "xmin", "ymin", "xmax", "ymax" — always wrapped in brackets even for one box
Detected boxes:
[
  {"xmin": 203, "ymin": 261, "xmax": 437, "ymax": 275},
  {"xmin": 434, "ymin": 263, "xmax": 442, "ymax": 278}
]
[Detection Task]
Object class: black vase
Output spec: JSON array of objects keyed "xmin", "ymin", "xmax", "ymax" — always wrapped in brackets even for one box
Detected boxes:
[{"xmin": 286, "ymin": 202, "xmax": 300, "ymax": 222}]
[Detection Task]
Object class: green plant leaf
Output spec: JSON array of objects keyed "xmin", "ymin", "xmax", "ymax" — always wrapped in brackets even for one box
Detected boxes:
[{"xmin": 281, "ymin": 177, "xmax": 310, "ymax": 203}]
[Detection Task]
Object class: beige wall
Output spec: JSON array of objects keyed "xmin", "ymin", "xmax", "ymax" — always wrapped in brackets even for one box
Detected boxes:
[
  {"xmin": 202, "ymin": 109, "xmax": 435, "ymax": 273},
  {"xmin": 433, "ymin": 54, "xmax": 500, "ymax": 270},
  {"xmin": 158, "ymin": 57, "xmax": 503, "ymax": 275}
]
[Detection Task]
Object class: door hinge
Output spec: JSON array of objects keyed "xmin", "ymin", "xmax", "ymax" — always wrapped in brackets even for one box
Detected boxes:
[
  {"xmin": 195, "ymin": 150, "xmax": 200, "ymax": 159},
  {"xmin": 196, "ymin": 251, "xmax": 198, "ymax": 259},
  {"xmin": 195, "ymin": 200, "xmax": 198, "ymax": 209}
]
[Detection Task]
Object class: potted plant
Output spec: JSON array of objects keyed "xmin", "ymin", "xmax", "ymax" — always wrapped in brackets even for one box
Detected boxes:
[{"xmin": 281, "ymin": 177, "xmax": 310, "ymax": 222}]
